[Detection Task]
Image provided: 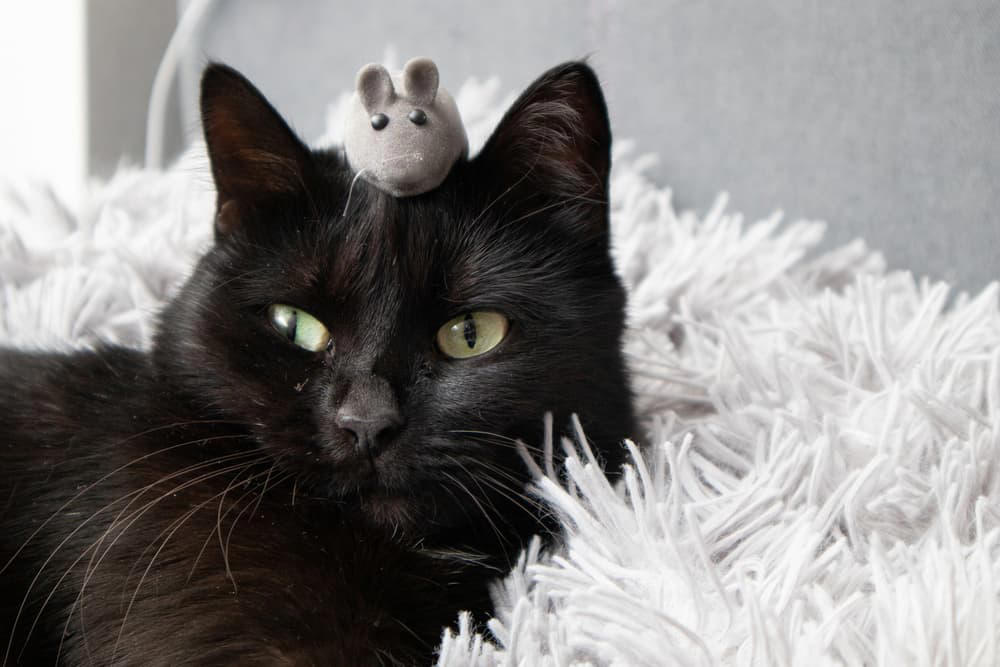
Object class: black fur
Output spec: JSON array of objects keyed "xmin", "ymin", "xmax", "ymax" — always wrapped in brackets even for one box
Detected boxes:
[{"xmin": 0, "ymin": 61, "xmax": 635, "ymax": 665}]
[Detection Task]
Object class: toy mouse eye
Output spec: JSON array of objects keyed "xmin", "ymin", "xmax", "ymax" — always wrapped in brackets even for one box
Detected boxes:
[
  {"xmin": 370, "ymin": 113, "xmax": 389, "ymax": 130},
  {"xmin": 408, "ymin": 109, "xmax": 427, "ymax": 126}
]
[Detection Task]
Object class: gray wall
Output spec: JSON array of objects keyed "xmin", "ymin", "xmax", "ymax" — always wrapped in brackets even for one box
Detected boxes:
[
  {"xmin": 110, "ymin": 1, "xmax": 1000, "ymax": 291},
  {"xmin": 86, "ymin": 0, "xmax": 178, "ymax": 179}
]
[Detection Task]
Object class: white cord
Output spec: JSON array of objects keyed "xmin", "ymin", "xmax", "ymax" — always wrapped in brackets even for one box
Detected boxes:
[{"xmin": 144, "ymin": 0, "xmax": 215, "ymax": 170}]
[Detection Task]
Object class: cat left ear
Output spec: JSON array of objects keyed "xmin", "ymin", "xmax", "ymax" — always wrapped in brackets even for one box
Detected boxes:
[
  {"xmin": 200, "ymin": 63, "xmax": 314, "ymax": 235},
  {"xmin": 473, "ymin": 61, "xmax": 612, "ymax": 236}
]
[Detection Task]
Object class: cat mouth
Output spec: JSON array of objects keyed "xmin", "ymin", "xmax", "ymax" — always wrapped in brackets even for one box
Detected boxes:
[
  {"xmin": 359, "ymin": 493, "xmax": 422, "ymax": 531},
  {"xmin": 330, "ymin": 456, "xmax": 409, "ymax": 498},
  {"xmin": 332, "ymin": 473, "xmax": 424, "ymax": 529}
]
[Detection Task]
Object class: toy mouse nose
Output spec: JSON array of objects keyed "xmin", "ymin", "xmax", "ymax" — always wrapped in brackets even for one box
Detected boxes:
[{"xmin": 334, "ymin": 375, "xmax": 403, "ymax": 458}]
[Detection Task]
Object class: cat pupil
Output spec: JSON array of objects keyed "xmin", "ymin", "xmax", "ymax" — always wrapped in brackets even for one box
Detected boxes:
[
  {"xmin": 272, "ymin": 307, "xmax": 299, "ymax": 342},
  {"xmin": 462, "ymin": 313, "xmax": 477, "ymax": 349}
]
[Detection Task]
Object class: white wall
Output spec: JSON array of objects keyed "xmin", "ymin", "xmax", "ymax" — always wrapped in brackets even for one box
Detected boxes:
[{"xmin": 0, "ymin": 2, "xmax": 87, "ymax": 209}]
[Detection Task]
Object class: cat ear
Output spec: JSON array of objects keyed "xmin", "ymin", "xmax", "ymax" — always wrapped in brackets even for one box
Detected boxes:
[
  {"xmin": 402, "ymin": 57, "xmax": 439, "ymax": 106},
  {"xmin": 200, "ymin": 63, "xmax": 314, "ymax": 235},
  {"xmin": 356, "ymin": 64, "xmax": 396, "ymax": 113},
  {"xmin": 473, "ymin": 62, "xmax": 612, "ymax": 230}
]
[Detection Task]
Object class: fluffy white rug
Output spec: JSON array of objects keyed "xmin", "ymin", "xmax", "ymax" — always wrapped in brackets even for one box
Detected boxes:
[{"xmin": 3, "ymin": 78, "xmax": 999, "ymax": 667}]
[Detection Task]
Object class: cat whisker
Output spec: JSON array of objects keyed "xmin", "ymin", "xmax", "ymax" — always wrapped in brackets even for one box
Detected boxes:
[
  {"xmin": 474, "ymin": 474, "xmax": 555, "ymax": 532},
  {"xmin": 447, "ymin": 429, "xmax": 544, "ymax": 455},
  {"xmin": 386, "ymin": 616, "xmax": 426, "ymax": 655},
  {"xmin": 248, "ymin": 455, "xmax": 284, "ymax": 523},
  {"xmin": 221, "ymin": 468, "xmax": 296, "ymax": 587},
  {"xmin": 446, "ymin": 428, "xmax": 518, "ymax": 442},
  {"xmin": 440, "ymin": 455, "xmax": 512, "ymax": 526},
  {"xmin": 455, "ymin": 435, "xmax": 554, "ymax": 476},
  {"xmin": 456, "ymin": 436, "xmax": 523, "ymax": 446},
  {"xmin": 32, "ymin": 452, "xmax": 266, "ymax": 666},
  {"xmin": 48, "ymin": 453, "xmax": 267, "ymax": 662},
  {"xmin": 1, "ymin": 427, "xmax": 253, "ymax": 578},
  {"xmin": 187, "ymin": 468, "xmax": 275, "ymax": 584},
  {"xmin": 104, "ymin": 452, "xmax": 265, "ymax": 585},
  {"xmin": 436, "ymin": 484, "xmax": 481, "ymax": 541},
  {"xmin": 47, "ymin": 452, "xmax": 259, "ymax": 664},
  {"xmin": 452, "ymin": 414, "xmax": 562, "ymax": 480},
  {"xmin": 184, "ymin": 460, "xmax": 291, "ymax": 585},
  {"xmin": 111, "ymin": 455, "xmax": 270, "ymax": 606},
  {"xmin": 214, "ymin": 459, "xmax": 262, "ymax": 593},
  {"xmin": 111, "ymin": 460, "xmax": 279, "ymax": 664},
  {"xmin": 103, "ymin": 451, "xmax": 266, "ymax": 619},
  {"xmin": 437, "ymin": 470, "xmax": 512, "ymax": 563},
  {"xmin": 456, "ymin": 456, "xmax": 538, "ymax": 498},
  {"xmin": 423, "ymin": 546, "xmax": 505, "ymax": 573},
  {"xmin": 444, "ymin": 454, "xmax": 552, "ymax": 523}
]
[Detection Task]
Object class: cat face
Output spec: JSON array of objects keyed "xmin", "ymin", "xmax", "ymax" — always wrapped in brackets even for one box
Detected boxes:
[{"xmin": 154, "ymin": 62, "xmax": 635, "ymax": 541}]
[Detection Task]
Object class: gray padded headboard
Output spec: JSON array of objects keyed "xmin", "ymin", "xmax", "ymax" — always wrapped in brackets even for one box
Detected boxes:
[{"xmin": 177, "ymin": 0, "xmax": 999, "ymax": 291}]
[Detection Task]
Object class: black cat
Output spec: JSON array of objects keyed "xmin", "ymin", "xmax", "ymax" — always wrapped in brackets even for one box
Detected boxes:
[{"xmin": 0, "ymin": 60, "xmax": 635, "ymax": 665}]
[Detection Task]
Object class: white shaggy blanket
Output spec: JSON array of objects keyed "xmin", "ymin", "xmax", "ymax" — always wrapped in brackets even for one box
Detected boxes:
[{"xmin": 3, "ymin": 79, "xmax": 999, "ymax": 667}]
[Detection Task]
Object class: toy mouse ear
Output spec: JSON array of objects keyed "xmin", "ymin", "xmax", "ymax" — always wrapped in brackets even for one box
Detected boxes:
[
  {"xmin": 357, "ymin": 64, "xmax": 395, "ymax": 113},
  {"xmin": 402, "ymin": 57, "xmax": 439, "ymax": 106}
]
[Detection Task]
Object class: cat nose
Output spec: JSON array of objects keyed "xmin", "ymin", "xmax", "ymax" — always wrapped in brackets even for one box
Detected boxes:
[
  {"xmin": 335, "ymin": 412, "xmax": 403, "ymax": 458},
  {"xmin": 335, "ymin": 375, "xmax": 403, "ymax": 458}
]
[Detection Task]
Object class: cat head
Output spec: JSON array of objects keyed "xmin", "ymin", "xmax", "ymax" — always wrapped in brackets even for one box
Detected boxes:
[{"xmin": 154, "ymin": 61, "xmax": 635, "ymax": 550}]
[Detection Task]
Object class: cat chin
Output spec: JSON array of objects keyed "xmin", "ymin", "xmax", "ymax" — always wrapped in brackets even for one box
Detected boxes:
[
  {"xmin": 313, "ymin": 467, "xmax": 441, "ymax": 534},
  {"xmin": 353, "ymin": 492, "xmax": 428, "ymax": 535}
]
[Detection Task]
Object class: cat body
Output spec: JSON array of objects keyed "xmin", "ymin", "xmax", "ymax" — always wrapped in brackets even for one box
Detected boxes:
[
  {"xmin": 1, "ymin": 348, "xmax": 493, "ymax": 664},
  {"xmin": 0, "ymin": 61, "xmax": 635, "ymax": 665}
]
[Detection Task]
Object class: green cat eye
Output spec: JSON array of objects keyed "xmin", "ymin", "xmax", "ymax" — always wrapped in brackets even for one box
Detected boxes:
[
  {"xmin": 436, "ymin": 311, "xmax": 509, "ymax": 359},
  {"xmin": 268, "ymin": 304, "xmax": 331, "ymax": 352}
]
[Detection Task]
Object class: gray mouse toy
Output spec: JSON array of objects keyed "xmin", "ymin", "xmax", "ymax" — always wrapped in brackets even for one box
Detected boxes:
[{"xmin": 343, "ymin": 57, "xmax": 468, "ymax": 197}]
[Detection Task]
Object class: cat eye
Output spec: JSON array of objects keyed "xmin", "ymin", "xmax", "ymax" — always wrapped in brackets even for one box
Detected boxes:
[
  {"xmin": 436, "ymin": 311, "xmax": 509, "ymax": 359},
  {"xmin": 370, "ymin": 113, "xmax": 389, "ymax": 130},
  {"xmin": 268, "ymin": 304, "xmax": 332, "ymax": 353}
]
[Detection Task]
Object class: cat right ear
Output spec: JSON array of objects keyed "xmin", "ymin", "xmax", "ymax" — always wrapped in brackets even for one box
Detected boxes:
[{"xmin": 200, "ymin": 63, "xmax": 314, "ymax": 236}]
